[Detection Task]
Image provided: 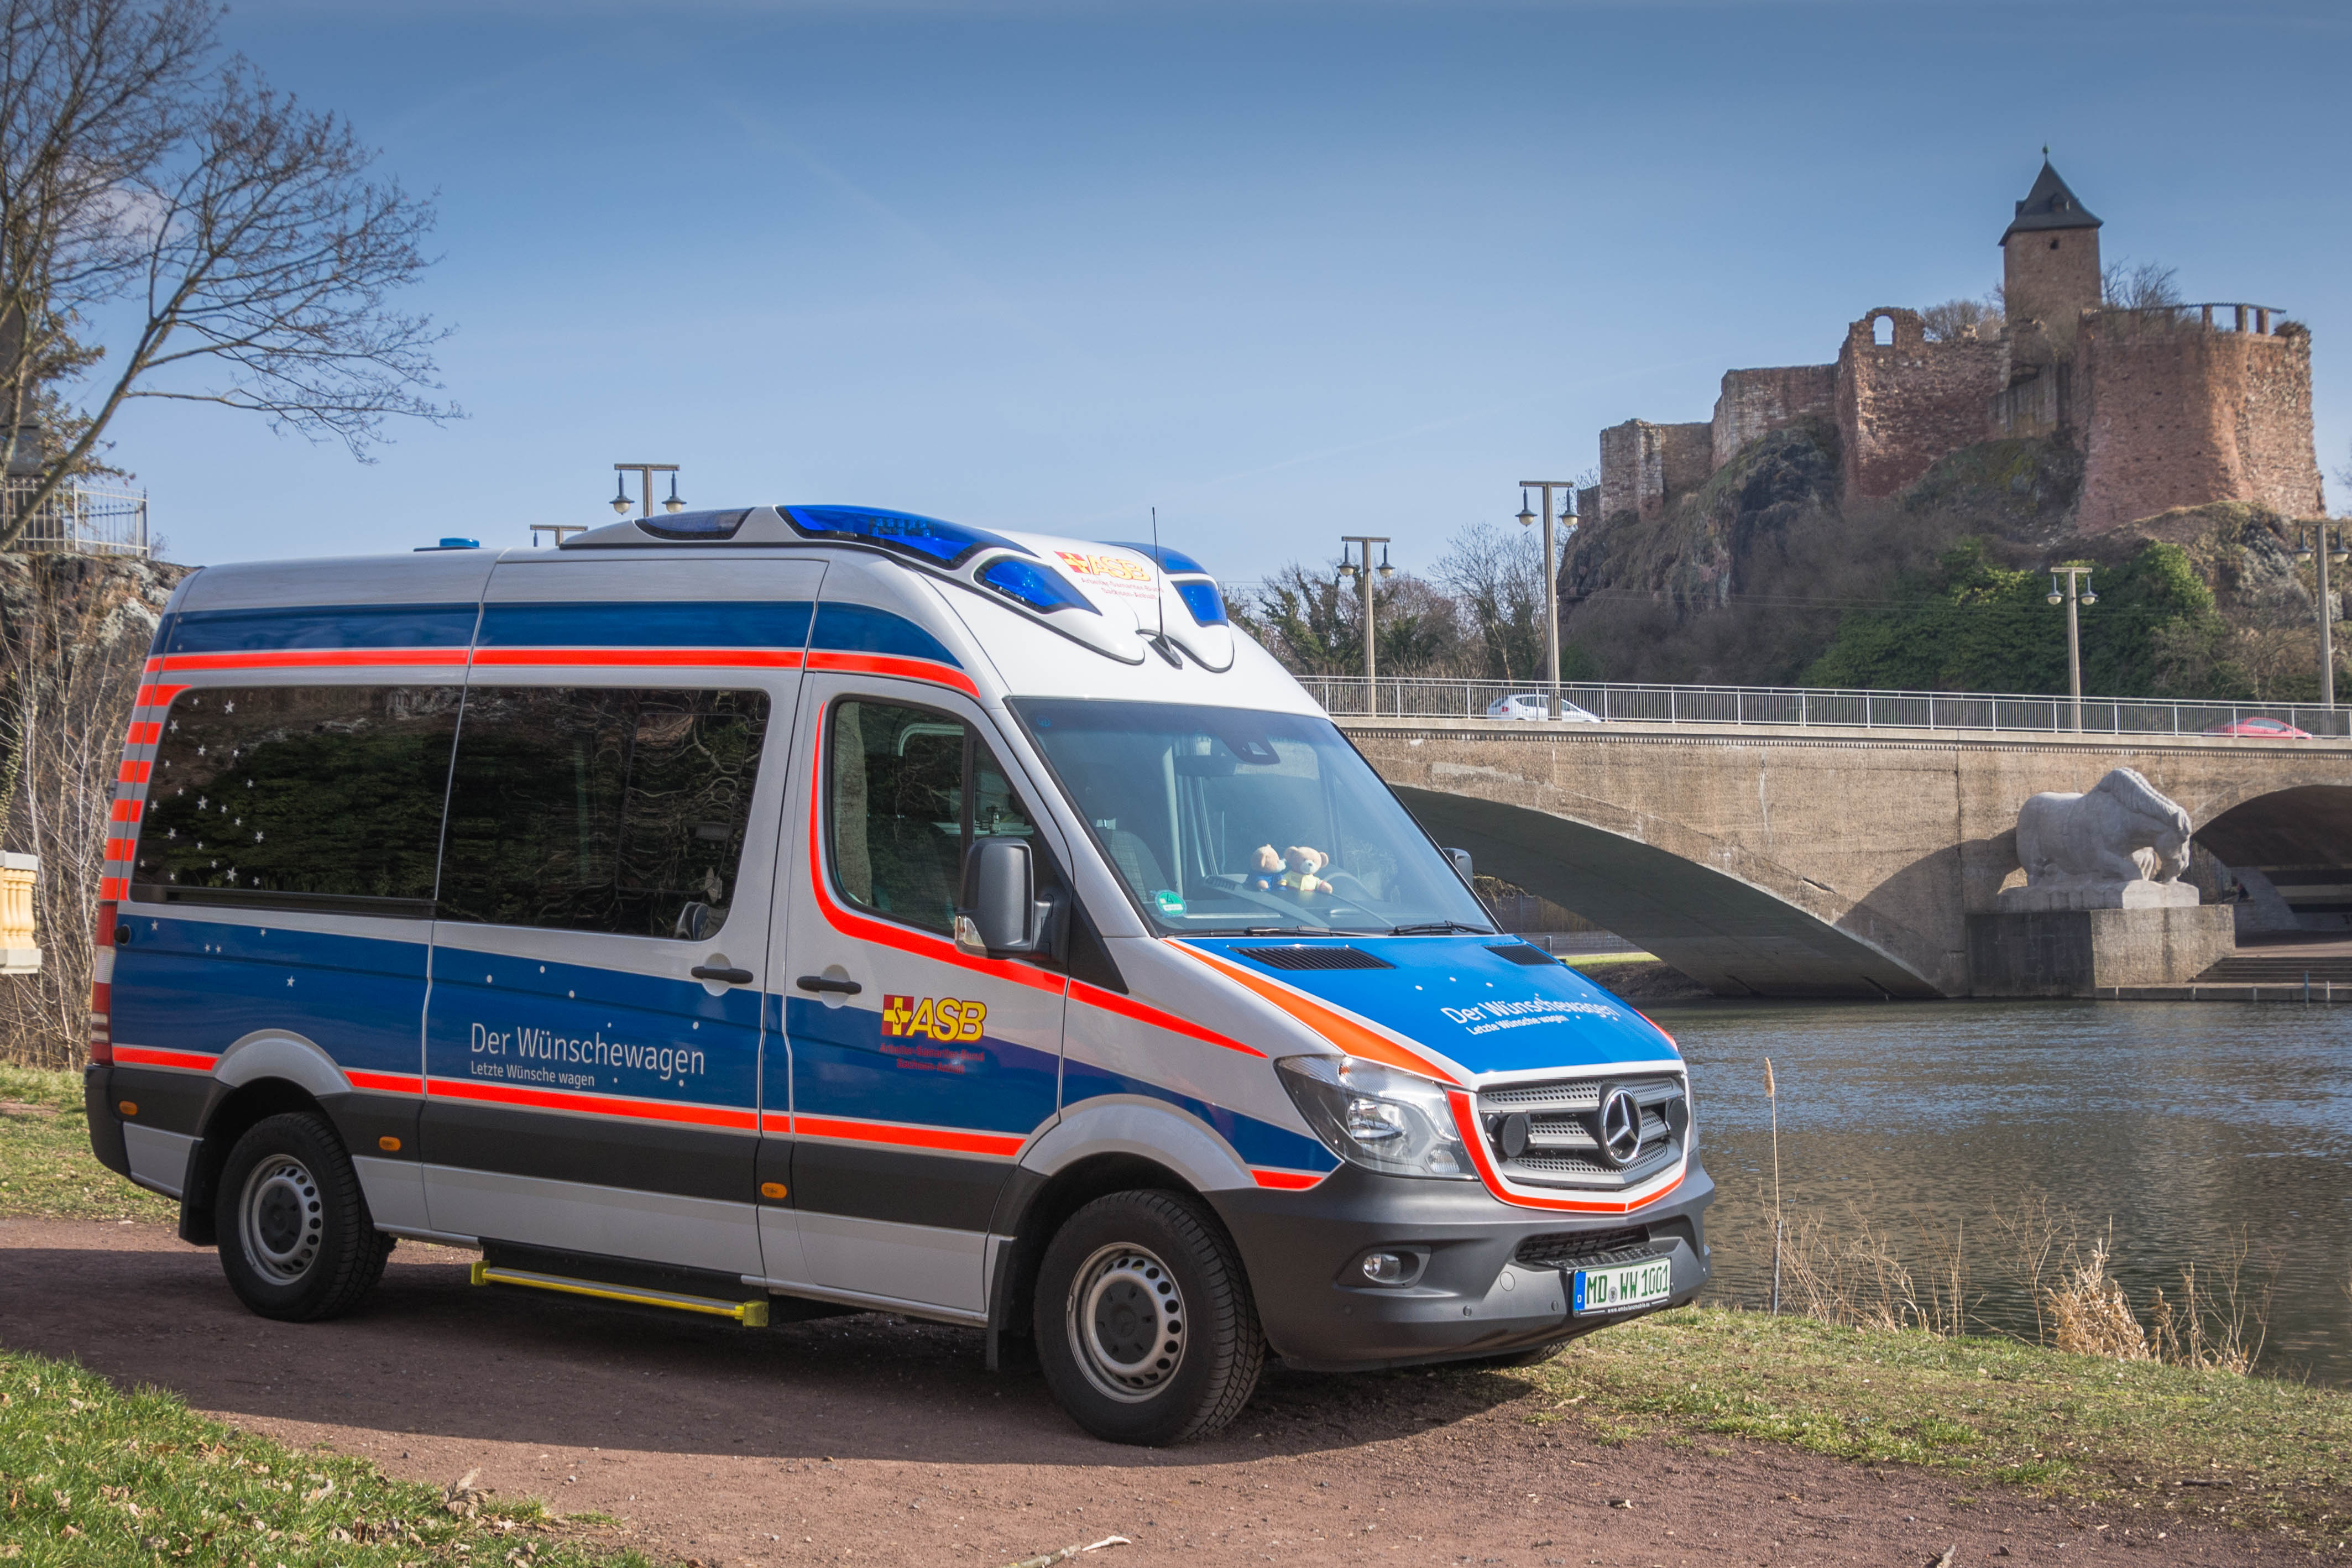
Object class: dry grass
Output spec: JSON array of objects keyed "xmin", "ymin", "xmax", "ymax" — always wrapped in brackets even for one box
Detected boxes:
[{"xmin": 1766, "ymin": 1191, "xmax": 2275, "ymax": 1377}]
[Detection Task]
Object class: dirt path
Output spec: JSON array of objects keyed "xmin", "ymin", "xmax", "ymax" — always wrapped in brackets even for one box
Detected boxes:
[{"xmin": 1, "ymin": 1219, "xmax": 2276, "ymax": 1567}]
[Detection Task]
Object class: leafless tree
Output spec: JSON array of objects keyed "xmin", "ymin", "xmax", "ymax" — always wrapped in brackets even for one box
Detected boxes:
[
  {"xmin": 0, "ymin": 556, "xmax": 164, "ymax": 1065},
  {"xmin": 1920, "ymin": 294, "xmax": 2003, "ymax": 342},
  {"xmin": 0, "ymin": 0, "xmax": 452, "ymax": 548},
  {"xmin": 2102, "ymin": 260, "xmax": 2183, "ymax": 313}
]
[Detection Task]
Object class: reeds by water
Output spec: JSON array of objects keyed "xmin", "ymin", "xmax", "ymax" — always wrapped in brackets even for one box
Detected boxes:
[{"xmin": 1748, "ymin": 1063, "xmax": 2275, "ymax": 1372}]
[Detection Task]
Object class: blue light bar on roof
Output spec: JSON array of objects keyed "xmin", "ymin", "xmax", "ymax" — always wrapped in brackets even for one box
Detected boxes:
[
  {"xmin": 1174, "ymin": 579, "xmax": 1228, "ymax": 627},
  {"xmin": 1104, "ymin": 540, "xmax": 1210, "ymax": 576},
  {"xmin": 977, "ymin": 556, "xmax": 1098, "ymax": 615},
  {"xmin": 783, "ymin": 504, "xmax": 1031, "ymax": 569}
]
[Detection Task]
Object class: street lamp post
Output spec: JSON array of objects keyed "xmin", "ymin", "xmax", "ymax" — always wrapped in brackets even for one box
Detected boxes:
[
  {"xmin": 1517, "ymin": 481, "xmax": 1579, "ymax": 718},
  {"xmin": 2046, "ymin": 565, "xmax": 2098, "ymax": 731},
  {"xmin": 1338, "ymin": 535, "xmax": 1394, "ymax": 715},
  {"xmin": 2296, "ymin": 524, "xmax": 2345, "ymax": 711},
  {"xmin": 610, "ymin": 462, "xmax": 685, "ymax": 518}
]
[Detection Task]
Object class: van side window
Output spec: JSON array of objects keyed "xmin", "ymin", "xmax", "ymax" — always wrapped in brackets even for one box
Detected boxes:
[
  {"xmin": 437, "ymin": 687, "xmax": 770, "ymax": 939},
  {"xmin": 829, "ymin": 699, "xmax": 1050, "ymax": 940},
  {"xmin": 129, "ymin": 685, "xmax": 462, "ymax": 916}
]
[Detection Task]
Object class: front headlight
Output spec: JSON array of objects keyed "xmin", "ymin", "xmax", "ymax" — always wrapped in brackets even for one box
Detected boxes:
[{"xmin": 1274, "ymin": 1054, "xmax": 1474, "ymax": 1180}]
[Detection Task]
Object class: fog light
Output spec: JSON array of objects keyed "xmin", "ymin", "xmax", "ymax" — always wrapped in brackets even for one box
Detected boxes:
[{"xmin": 1360, "ymin": 1251, "xmax": 1410, "ymax": 1285}]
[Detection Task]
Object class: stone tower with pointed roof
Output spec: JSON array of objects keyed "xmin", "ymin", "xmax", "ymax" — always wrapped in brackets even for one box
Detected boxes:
[
  {"xmin": 2001, "ymin": 158, "xmax": 2102, "ymax": 323},
  {"xmin": 1586, "ymin": 158, "xmax": 2324, "ymax": 538}
]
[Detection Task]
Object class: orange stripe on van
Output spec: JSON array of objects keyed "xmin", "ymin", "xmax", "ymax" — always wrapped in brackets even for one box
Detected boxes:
[
  {"xmin": 426, "ymin": 1076, "xmax": 756, "ymax": 1130},
  {"xmin": 1446, "ymin": 1088, "xmax": 1686, "ymax": 1214},
  {"xmin": 118, "ymin": 760, "xmax": 151, "ymax": 783},
  {"xmin": 1168, "ymin": 943, "xmax": 1460, "ymax": 1085},
  {"xmin": 1068, "ymin": 979, "xmax": 1264, "ymax": 1058},
  {"xmin": 125, "ymin": 724, "xmax": 160, "ymax": 746},
  {"xmin": 100, "ymin": 876, "xmax": 129, "ymax": 901},
  {"xmin": 792, "ymin": 1113, "xmax": 1026, "ymax": 1158},
  {"xmin": 159, "ymin": 649, "xmax": 469, "ymax": 672},
  {"xmin": 109, "ymin": 799, "xmax": 140, "ymax": 822},
  {"xmin": 471, "ymin": 647, "xmax": 808, "ymax": 670},
  {"xmin": 112, "ymin": 1047, "xmax": 219, "ymax": 1072},
  {"xmin": 346, "ymin": 1070, "xmax": 424, "ymax": 1095},
  {"xmin": 804, "ymin": 650, "xmax": 979, "ymax": 697},
  {"xmin": 103, "ymin": 837, "xmax": 137, "ymax": 863}
]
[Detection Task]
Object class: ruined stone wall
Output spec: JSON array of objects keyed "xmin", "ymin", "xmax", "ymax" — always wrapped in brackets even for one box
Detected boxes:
[
  {"xmin": 1711, "ymin": 364, "xmax": 1837, "ymax": 468},
  {"xmin": 2003, "ymin": 227, "xmax": 2101, "ymax": 323},
  {"xmin": 1835, "ymin": 309, "xmax": 2009, "ymax": 499},
  {"xmin": 2076, "ymin": 316, "xmax": 2325, "ymax": 534},
  {"xmin": 1598, "ymin": 419, "xmax": 1714, "ymax": 521}
]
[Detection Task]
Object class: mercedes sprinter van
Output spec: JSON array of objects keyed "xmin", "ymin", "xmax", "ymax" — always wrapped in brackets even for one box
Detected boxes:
[{"xmin": 85, "ymin": 504, "xmax": 1711, "ymax": 1444}]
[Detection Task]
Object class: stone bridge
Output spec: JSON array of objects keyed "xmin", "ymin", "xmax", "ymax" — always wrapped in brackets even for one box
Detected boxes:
[{"xmin": 1346, "ymin": 718, "xmax": 2352, "ymax": 998}]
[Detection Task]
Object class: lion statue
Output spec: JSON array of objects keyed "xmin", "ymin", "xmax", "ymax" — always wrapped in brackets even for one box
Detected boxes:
[{"xmin": 2014, "ymin": 767, "xmax": 2193, "ymax": 890}]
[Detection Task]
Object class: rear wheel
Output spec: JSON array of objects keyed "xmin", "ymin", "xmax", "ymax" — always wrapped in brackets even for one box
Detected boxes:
[
  {"xmin": 214, "ymin": 1111, "xmax": 391, "ymax": 1321},
  {"xmin": 1034, "ymin": 1190, "xmax": 1263, "ymax": 1446}
]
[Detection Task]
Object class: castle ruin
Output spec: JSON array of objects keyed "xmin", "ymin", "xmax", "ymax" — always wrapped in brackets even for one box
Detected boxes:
[{"xmin": 1587, "ymin": 161, "xmax": 2325, "ymax": 536}]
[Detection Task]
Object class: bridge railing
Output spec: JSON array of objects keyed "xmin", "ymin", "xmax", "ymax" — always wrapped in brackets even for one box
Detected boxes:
[{"xmin": 1303, "ymin": 676, "xmax": 2352, "ymax": 738}]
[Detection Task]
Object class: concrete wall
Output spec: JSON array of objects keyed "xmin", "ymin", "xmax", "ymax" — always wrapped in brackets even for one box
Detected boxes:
[
  {"xmin": 1836, "ymin": 309, "xmax": 2010, "ymax": 499},
  {"xmin": 1597, "ymin": 419, "xmax": 1715, "ymax": 522},
  {"xmin": 2075, "ymin": 317, "xmax": 2325, "ymax": 533},
  {"xmin": 1346, "ymin": 717, "xmax": 2350, "ymax": 997},
  {"xmin": 1711, "ymin": 365, "xmax": 1837, "ymax": 468},
  {"xmin": 2002, "ymin": 226, "xmax": 2102, "ymax": 323}
]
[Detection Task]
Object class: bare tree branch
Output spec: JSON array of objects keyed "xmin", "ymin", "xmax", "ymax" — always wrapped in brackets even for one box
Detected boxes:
[{"xmin": 0, "ymin": 0, "xmax": 454, "ymax": 550}]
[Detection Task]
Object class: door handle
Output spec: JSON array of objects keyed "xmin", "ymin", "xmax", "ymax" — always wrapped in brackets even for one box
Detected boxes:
[
  {"xmin": 691, "ymin": 965, "xmax": 755, "ymax": 985},
  {"xmin": 795, "ymin": 975, "xmax": 861, "ymax": 995}
]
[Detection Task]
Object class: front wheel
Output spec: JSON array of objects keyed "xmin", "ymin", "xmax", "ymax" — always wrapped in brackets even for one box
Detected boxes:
[
  {"xmin": 1034, "ymin": 1190, "xmax": 1264, "ymax": 1446},
  {"xmin": 214, "ymin": 1111, "xmax": 391, "ymax": 1321}
]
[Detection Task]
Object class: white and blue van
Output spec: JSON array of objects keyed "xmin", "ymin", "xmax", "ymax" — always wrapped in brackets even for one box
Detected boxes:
[{"xmin": 85, "ymin": 504, "xmax": 1711, "ymax": 1445}]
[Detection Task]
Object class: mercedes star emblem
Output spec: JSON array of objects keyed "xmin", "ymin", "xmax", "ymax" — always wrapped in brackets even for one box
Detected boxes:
[{"xmin": 1597, "ymin": 1087, "xmax": 1644, "ymax": 1168}]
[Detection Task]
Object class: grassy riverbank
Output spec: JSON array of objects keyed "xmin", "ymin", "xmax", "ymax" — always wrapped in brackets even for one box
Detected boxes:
[
  {"xmin": 0, "ymin": 1065, "xmax": 174, "ymax": 1224},
  {"xmin": 1529, "ymin": 1306, "xmax": 2352, "ymax": 1540},
  {"xmin": 8, "ymin": 1064, "xmax": 2349, "ymax": 1545},
  {"xmin": 0, "ymin": 1345, "xmax": 649, "ymax": 1567}
]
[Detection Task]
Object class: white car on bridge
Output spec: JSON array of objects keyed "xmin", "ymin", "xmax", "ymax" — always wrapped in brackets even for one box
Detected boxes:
[{"xmin": 1486, "ymin": 692, "xmax": 1604, "ymax": 723}]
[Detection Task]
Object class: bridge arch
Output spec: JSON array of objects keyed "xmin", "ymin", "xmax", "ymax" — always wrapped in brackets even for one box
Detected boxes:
[
  {"xmin": 2192, "ymin": 783, "xmax": 2352, "ymax": 932},
  {"xmin": 1394, "ymin": 785, "xmax": 1943, "ymax": 1000}
]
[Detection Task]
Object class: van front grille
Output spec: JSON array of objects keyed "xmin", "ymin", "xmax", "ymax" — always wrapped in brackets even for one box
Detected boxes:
[{"xmin": 1476, "ymin": 1073, "xmax": 1685, "ymax": 1191}]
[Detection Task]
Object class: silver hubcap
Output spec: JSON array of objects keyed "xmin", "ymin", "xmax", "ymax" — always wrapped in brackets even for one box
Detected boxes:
[
  {"xmin": 239, "ymin": 1155, "xmax": 323, "ymax": 1285},
  {"xmin": 1067, "ymin": 1242, "xmax": 1187, "ymax": 1403}
]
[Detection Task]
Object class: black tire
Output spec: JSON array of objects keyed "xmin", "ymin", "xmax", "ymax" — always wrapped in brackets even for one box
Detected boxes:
[
  {"xmin": 213, "ymin": 1111, "xmax": 391, "ymax": 1322},
  {"xmin": 1033, "ymin": 1189, "xmax": 1263, "ymax": 1446}
]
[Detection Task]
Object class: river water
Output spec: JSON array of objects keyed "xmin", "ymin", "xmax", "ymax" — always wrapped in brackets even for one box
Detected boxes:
[{"xmin": 1663, "ymin": 997, "xmax": 2352, "ymax": 1383}]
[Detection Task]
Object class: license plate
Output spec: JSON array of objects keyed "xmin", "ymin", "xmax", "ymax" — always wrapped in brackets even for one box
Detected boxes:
[{"xmin": 1571, "ymin": 1256, "xmax": 1674, "ymax": 1316}]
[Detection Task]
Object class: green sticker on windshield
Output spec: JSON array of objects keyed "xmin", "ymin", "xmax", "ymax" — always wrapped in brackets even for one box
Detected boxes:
[{"xmin": 1153, "ymin": 888, "xmax": 1186, "ymax": 917}]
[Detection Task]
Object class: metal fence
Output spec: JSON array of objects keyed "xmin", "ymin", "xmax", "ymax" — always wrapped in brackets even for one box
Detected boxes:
[
  {"xmin": 4, "ymin": 477, "xmax": 150, "ymax": 557},
  {"xmin": 1302, "ymin": 676, "xmax": 2352, "ymax": 739}
]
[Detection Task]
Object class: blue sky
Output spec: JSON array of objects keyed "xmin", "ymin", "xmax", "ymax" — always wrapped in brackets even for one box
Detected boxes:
[{"xmin": 107, "ymin": 0, "xmax": 2352, "ymax": 586}]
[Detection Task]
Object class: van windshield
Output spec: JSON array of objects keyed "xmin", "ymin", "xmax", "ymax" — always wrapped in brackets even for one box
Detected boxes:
[{"xmin": 1009, "ymin": 699, "xmax": 1491, "ymax": 937}]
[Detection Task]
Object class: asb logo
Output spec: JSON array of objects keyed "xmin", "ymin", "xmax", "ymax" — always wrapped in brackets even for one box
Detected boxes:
[{"xmin": 881, "ymin": 994, "xmax": 989, "ymax": 1042}]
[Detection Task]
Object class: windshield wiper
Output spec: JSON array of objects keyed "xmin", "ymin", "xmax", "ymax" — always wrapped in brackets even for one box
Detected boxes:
[{"xmin": 1388, "ymin": 921, "xmax": 1495, "ymax": 936}]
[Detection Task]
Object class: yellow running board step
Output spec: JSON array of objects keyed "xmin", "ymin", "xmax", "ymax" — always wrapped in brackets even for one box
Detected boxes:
[{"xmin": 469, "ymin": 1261, "xmax": 770, "ymax": 1327}]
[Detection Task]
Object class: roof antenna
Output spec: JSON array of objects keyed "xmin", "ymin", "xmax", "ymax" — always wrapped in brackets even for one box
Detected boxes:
[{"xmin": 1151, "ymin": 505, "xmax": 1165, "ymax": 644}]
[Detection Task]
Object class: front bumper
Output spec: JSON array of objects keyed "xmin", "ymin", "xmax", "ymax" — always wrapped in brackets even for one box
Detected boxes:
[{"xmin": 1209, "ymin": 1157, "xmax": 1713, "ymax": 1371}]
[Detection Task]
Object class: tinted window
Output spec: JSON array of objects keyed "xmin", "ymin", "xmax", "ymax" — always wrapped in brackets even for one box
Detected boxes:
[
  {"xmin": 130, "ymin": 686, "xmax": 462, "ymax": 915},
  {"xmin": 829, "ymin": 700, "xmax": 1045, "ymax": 939},
  {"xmin": 437, "ymin": 687, "xmax": 770, "ymax": 939}
]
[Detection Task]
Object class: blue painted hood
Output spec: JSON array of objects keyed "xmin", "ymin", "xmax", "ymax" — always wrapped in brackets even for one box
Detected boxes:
[{"xmin": 1187, "ymin": 935, "xmax": 1680, "ymax": 1078}]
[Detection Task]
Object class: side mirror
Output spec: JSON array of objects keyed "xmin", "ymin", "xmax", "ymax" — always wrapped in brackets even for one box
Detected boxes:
[
  {"xmin": 1444, "ymin": 848, "xmax": 1473, "ymax": 881},
  {"xmin": 959, "ymin": 838, "xmax": 1052, "ymax": 956}
]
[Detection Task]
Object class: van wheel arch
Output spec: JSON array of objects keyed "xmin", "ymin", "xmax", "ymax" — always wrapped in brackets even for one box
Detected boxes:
[
  {"xmin": 181, "ymin": 1078, "xmax": 334, "ymax": 1247},
  {"xmin": 993, "ymin": 1153, "xmax": 1215, "ymax": 1359}
]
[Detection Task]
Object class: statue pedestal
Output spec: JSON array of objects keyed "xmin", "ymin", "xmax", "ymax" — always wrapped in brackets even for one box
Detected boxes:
[
  {"xmin": 1995, "ymin": 879, "xmax": 2200, "ymax": 913},
  {"xmin": 1967, "ymin": 903, "xmax": 2234, "ymax": 997}
]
